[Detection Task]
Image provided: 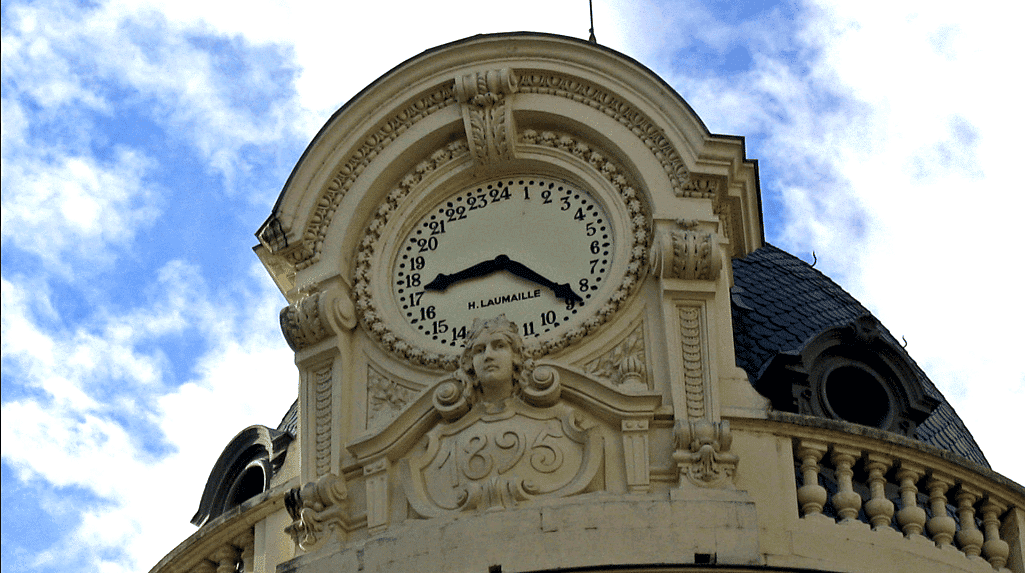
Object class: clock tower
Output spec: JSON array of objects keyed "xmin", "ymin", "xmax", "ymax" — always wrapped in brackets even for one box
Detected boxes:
[{"xmin": 155, "ymin": 32, "xmax": 1024, "ymax": 573}]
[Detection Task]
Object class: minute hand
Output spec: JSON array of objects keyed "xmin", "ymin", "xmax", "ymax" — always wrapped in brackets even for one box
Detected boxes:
[{"xmin": 501, "ymin": 258, "xmax": 584, "ymax": 305}]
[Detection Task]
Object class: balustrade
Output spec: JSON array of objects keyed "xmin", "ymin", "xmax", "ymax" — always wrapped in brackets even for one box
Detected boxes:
[
  {"xmin": 184, "ymin": 531, "xmax": 254, "ymax": 573},
  {"xmin": 794, "ymin": 437, "xmax": 1022, "ymax": 572}
]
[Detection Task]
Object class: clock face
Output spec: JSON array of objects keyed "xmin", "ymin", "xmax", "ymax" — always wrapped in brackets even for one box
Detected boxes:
[{"xmin": 389, "ymin": 176, "xmax": 614, "ymax": 354}]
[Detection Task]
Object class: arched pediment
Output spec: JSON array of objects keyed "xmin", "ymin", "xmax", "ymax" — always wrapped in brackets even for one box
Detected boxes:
[{"xmin": 255, "ymin": 33, "xmax": 762, "ymax": 300}]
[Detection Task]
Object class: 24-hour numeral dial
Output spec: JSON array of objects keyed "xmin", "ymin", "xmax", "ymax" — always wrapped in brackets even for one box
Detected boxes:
[{"xmin": 390, "ymin": 176, "xmax": 613, "ymax": 353}]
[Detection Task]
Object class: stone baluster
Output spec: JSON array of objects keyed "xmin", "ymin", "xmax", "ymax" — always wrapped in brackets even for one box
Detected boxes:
[
  {"xmin": 925, "ymin": 474, "xmax": 957, "ymax": 549},
  {"xmin": 210, "ymin": 545, "xmax": 241, "ymax": 573},
  {"xmin": 796, "ymin": 440, "xmax": 828, "ymax": 520},
  {"xmin": 830, "ymin": 446, "xmax": 862, "ymax": 525},
  {"xmin": 863, "ymin": 454, "xmax": 895, "ymax": 532},
  {"xmin": 954, "ymin": 487, "xmax": 986, "ymax": 562},
  {"xmin": 980, "ymin": 501, "xmax": 1010, "ymax": 571},
  {"xmin": 895, "ymin": 463, "xmax": 927, "ymax": 538},
  {"xmin": 235, "ymin": 530, "xmax": 256, "ymax": 573}
]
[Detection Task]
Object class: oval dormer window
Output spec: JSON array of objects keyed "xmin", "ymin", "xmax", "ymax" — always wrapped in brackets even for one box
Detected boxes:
[{"xmin": 821, "ymin": 363, "xmax": 894, "ymax": 429}]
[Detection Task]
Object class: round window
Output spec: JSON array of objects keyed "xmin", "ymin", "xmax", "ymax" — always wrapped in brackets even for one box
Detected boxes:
[{"xmin": 822, "ymin": 365, "xmax": 893, "ymax": 428}]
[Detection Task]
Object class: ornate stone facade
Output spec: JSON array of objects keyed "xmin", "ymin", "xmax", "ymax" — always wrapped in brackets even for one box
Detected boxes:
[{"xmin": 156, "ymin": 34, "xmax": 1023, "ymax": 573}]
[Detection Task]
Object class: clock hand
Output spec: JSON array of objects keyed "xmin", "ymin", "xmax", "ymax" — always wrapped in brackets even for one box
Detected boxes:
[
  {"xmin": 423, "ymin": 256, "xmax": 503, "ymax": 291},
  {"xmin": 424, "ymin": 255, "xmax": 584, "ymax": 305},
  {"xmin": 500, "ymin": 258, "xmax": 584, "ymax": 305}
]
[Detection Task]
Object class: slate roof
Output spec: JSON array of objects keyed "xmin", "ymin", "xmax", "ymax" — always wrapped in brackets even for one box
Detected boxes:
[
  {"xmin": 731, "ymin": 244, "xmax": 988, "ymax": 467},
  {"xmin": 277, "ymin": 399, "xmax": 299, "ymax": 436}
]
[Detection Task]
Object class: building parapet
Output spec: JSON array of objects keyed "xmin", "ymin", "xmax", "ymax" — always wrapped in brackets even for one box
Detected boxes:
[{"xmin": 733, "ymin": 413, "xmax": 1024, "ymax": 573}]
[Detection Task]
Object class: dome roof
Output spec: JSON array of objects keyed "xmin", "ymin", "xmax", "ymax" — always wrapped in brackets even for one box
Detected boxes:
[{"xmin": 731, "ymin": 244, "xmax": 988, "ymax": 467}]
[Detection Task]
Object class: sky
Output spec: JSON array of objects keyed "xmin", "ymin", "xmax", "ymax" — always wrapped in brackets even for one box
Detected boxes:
[{"xmin": 1, "ymin": 1, "xmax": 1021, "ymax": 572}]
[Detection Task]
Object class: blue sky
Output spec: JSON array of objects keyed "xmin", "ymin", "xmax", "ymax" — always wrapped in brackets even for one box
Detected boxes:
[{"xmin": 2, "ymin": 1, "xmax": 1021, "ymax": 571}]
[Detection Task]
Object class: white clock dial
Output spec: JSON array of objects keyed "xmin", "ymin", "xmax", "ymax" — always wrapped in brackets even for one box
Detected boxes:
[{"xmin": 390, "ymin": 176, "xmax": 613, "ymax": 352}]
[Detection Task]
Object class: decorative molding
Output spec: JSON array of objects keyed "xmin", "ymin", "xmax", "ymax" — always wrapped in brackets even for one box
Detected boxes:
[
  {"xmin": 582, "ymin": 323, "xmax": 647, "ymax": 391},
  {"xmin": 676, "ymin": 176, "xmax": 719, "ymax": 199},
  {"xmin": 367, "ymin": 367, "xmax": 423, "ymax": 430},
  {"xmin": 652, "ymin": 225, "xmax": 722, "ymax": 281},
  {"xmin": 284, "ymin": 473, "xmax": 349, "ymax": 550},
  {"xmin": 313, "ymin": 365, "xmax": 333, "ymax": 477},
  {"xmin": 261, "ymin": 84, "xmax": 459, "ymax": 270},
  {"xmin": 279, "ymin": 284, "xmax": 357, "ymax": 352},
  {"xmin": 455, "ymin": 69, "xmax": 518, "ymax": 165},
  {"xmin": 266, "ymin": 68, "xmax": 747, "ymax": 275},
  {"xmin": 679, "ymin": 306, "xmax": 706, "ymax": 419},
  {"xmin": 673, "ymin": 419, "xmax": 738, "ymax": 488},
  {"xmin": 517, "ymin": 72, "xmax": 691, "ymax": 196}
]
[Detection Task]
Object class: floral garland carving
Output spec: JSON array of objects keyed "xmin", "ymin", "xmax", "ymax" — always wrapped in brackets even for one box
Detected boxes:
[
  {"xmin": 353, "ymin": 141, "xmax": 471, "ymax": 370},
  {"xmin": 521, "ymin": 129, "xmax": 650, "ymax": 356},
  {"xmin": 517, "ymin": 72, "xmax": 691, "ymax": 195},
  {"xmin": 262, "ymin": 84, "xmax": 458, "ymax": 270},
  {"xmin": 351, "ymin": 131, "xmax": 650, "ymax": 369}
]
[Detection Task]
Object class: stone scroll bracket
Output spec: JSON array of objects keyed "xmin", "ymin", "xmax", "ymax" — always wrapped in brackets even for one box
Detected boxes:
[
  {"xmin": 673, "ymin": 418, "xmax": 739, "ymax": 490},
  {"xmin": 659, "ymin": 299, "xmax": 742, "ymax": 492},
  {"xmin": 455, "ymin": 69, "xmax": 518, "ymax": 166},
  {"xmin": 651, "ymin": 220, "xmax": 724, "ymax": 282},
  {"xmin": 280, "ymin": 282, "xmax": 357, "ymax": 353},
  {"xmin": 284, "ymin": 472, "xmax": 352, "ymax": 552},
  {"xmin": 285, "ymin": 282, "xmax": 358, "ymax": 484}
]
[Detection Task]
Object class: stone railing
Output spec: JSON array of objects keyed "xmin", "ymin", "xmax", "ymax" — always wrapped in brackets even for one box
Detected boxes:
[
  {"xmin": 148, "ymin": 483, "xmax": 290, "ymax": 573},
  {"xmin": 766, "ymin": 414, "xmax": 1024, "ymax": 573}
]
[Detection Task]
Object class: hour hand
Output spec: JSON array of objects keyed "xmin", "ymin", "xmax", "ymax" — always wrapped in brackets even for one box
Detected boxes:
[{"xmin": 423, "ymin": 257, "xmax": 503, "ymax": 292}]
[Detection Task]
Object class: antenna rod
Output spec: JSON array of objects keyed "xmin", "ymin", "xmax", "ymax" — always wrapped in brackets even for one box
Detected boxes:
[{"xmin": 588, "ymin": 0, "xmax": 597, "ymax": 43}]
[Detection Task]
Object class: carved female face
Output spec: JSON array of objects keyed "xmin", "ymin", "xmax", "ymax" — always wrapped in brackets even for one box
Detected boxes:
[{"xmin": 469, "ymin": 332, "xmax": 515, "ymax": 399}]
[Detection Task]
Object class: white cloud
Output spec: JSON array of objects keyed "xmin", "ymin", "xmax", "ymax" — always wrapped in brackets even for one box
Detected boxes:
[
  {"xmin": 3, "ymin": 0, "xmax": 306, "ymax": 194},
  {"xmin": 1, "ymin": 263, "xmax": 296, "ymax": 572}
]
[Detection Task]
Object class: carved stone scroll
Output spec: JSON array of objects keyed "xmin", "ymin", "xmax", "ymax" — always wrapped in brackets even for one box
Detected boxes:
[
  {"xmin": 456, "ymin": 69, "xmax": 518, "ymax": 165},
  {"xmin": 284, "ymin": 473, "xmax": 349, "ymax": 550},
  {"xmin": 652, "ymin": 225, "xmax": 722, "ymax": 281},
  {"xmin": 280, "ymin": 284, "xmax": 357, "ymax": 352},
  {"xmin": 673, "ymin": 419, "xmax": 738, "ymax": 488}
]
